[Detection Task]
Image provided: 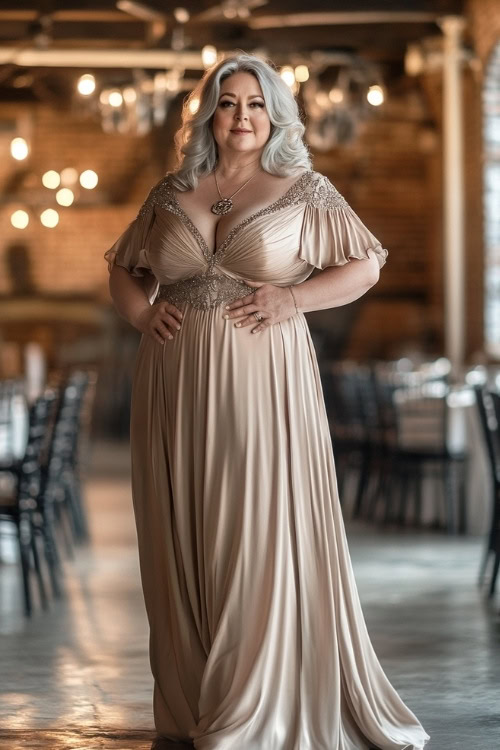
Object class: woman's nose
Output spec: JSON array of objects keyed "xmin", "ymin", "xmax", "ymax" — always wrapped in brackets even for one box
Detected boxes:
[{"xmin": 234, "ymin": 107, "xmax": 249, "ymax": 121}]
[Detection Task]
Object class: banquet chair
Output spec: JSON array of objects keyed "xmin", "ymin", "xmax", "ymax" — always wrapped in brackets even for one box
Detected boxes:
[
  {"xmin": 474, "ymin": 385, "xmax": 500, "ymax": 597},
  {"xmin": 0, "ymin": 387, "xmax": 59, "ymax": 616},
  {"xmin": 320, "ymin": 361, "xmax": 379, "ymax": 515},
  {"xmin": 368, "ymin": 366, "xmax": 467, "ymax": 533},
  {"xmin": 43, "ymin": 368, "xmax": 96, "ymax": 554}
]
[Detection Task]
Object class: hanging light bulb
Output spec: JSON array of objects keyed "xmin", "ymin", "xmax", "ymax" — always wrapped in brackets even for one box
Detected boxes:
[
  {"xmin": 79, "ymin": 170, "xmax": 98, "ymax": 189},
  {"xmin": 280, "ymin": 66, "xmax": 295, "ymax": 88},
  {"xmin": 329, "ymin": 87, "xmax": 344, "ymax": 104},
  {"xmin": 11, "ymin": 210, "xmax": 29, "ymax": 229},
  {"xmin": 174, "ymin": 7, "xmax": 190, "ymax": 23},
  {"xmin": 188, "ymin": 97, "xmax": 200, "ymax": 115},
  {"xmin": 42, "ymin": 170, "xmax": 61, "ymax": 189},
  {"xmin": 77, "ymin": 73, "xmax": 96, "ymax": 96},
  {"xmin": 10, "ymin": 137, "xmax": 29, "ymax": 160},
  {"xmin": 294, "ymin": 65, "xmax": 309, "ymax": 83},
  {"xmin": 367, "ymin": 85, "xmax": 384, "ymax": 106},
  {"xmin": 40, "ymin": 208, "xmax": 59, "ymax": 228},
  {"xmin": 202, "ymin": 45, "xmax": 217, "ymax": 68},
  {"xmin": 60, "ymin": 167, "xmax": 78, "ymax": 185},
  {"xmin": 108, "ymin": 90, "xmax": 124, "ymax": 107},
  {"xmin": 123, "ymin": 86, "xmax": 138, "ymax": 104},
  {"xmin": 56, "ymin": 188, "xmax": 74, "ymax": 207}
]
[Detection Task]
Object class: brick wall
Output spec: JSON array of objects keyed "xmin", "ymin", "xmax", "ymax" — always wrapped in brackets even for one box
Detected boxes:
[{"xmin": 0, "ymin": 101, "xmax": 166, "ymax": 297}]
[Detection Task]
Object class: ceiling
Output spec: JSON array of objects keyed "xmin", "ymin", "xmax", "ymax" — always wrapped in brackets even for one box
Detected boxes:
[{"xmin": 0, "ymin": 0, "xmax": 467, "ymax": 102}]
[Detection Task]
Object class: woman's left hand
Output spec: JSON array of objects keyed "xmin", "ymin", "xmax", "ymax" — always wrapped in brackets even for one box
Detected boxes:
[{"xmin": 223, "ymin": 278, "xmax": 297, "ymax": 334}]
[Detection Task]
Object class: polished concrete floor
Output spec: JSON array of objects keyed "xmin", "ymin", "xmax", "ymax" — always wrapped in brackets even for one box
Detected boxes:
[{"xmin": 0, "ymin": 440, "xmax": 499, "ymax": 750}]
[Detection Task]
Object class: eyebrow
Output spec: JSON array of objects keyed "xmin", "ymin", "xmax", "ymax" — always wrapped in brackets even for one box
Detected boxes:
[{"xmin": 218, "ymin": 92, "xmax": 264, "ymax": 99}]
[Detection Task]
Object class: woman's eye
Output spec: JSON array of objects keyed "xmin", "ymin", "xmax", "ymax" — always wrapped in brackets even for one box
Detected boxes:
[{"xmin": 218, "ymin": 101, "xmax": 265, "ymax": 108}]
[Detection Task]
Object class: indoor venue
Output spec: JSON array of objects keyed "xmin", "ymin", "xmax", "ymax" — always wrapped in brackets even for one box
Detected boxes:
[{"xmin": 0, "ymin": 2, "xmax": 499, "ymax": 749}]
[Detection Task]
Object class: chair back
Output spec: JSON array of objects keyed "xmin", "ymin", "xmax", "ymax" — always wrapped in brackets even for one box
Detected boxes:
[{"xmin": 474, "ymin": 385, "xmax": 500, "ymax": 485}]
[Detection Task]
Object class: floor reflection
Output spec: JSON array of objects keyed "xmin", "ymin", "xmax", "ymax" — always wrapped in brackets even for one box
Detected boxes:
[{"xmin": 0, "ymin": 440, "xmax": 498, "ymax": 749}]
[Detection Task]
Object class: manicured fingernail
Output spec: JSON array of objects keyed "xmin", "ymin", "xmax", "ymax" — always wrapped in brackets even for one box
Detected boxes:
[
  {"xmin": 225, "ymin": 305, "xmax": 230, "ymax": 310},
  {"xmin": 176, "ymin": 325, "xmax": 180, "ymax": 330},
  {"xmin": 235, "ymin": 322, "xmax": 240, "ymax": 327},
  {"xmin": 223, "ymin": 314, "xmax": 229, "ymax": 319}
]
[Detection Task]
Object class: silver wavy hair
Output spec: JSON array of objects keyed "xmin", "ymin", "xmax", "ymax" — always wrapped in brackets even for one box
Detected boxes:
[{"xmin": 170, "ymin": 52, "xmax": 312, "ymax": 191}]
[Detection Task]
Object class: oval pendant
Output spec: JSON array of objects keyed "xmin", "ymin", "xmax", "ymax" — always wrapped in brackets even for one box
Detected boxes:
[{"xmin": 211, "ymin": 198, "xmax": 233, "ymax": 215}]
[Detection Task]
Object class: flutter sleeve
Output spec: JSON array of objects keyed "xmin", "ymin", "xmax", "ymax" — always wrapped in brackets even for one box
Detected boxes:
[
  {"xmin": 103, "ymin": 178, "xmax": 164, "ymax": 277},
  {"xmin": 298, "ymin": 173, "xmax": 388, "ymax": 270}
]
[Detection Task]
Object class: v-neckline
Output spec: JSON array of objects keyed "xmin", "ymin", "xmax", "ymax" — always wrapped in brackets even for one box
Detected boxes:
[{"xmin": 169, "ymin": 170, "xmax": 312, "ymax": 262}]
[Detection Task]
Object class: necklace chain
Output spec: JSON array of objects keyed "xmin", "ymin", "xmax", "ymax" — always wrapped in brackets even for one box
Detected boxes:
[{"xmin": 211, "ymin": 165, "xmax": 261, "ymax": 215}]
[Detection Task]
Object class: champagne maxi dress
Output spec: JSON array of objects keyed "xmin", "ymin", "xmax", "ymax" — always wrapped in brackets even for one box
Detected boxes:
[{"xmin": 104, "ymin": 170, "xmax": 430, "ymax": 750}]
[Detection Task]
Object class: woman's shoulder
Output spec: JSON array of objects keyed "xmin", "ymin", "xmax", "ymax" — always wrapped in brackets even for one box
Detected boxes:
[
  {"xmin": 295, "ymin": 170, "xmax": 350, "ymax": 210},
  {"xmin": 136, "ymin": 172, "xmax": 176, "ymax": 217}
]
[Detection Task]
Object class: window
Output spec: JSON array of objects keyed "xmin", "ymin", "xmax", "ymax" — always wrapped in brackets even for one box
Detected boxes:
[{"xmin": 484, "ymin": 42, "xmax": 500, "ymax": 356}]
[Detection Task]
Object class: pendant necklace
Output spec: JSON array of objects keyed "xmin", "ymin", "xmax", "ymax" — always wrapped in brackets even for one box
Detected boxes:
[{"xmin": 211, "ymin": 166, "xmax": 261, "ymax": 215}]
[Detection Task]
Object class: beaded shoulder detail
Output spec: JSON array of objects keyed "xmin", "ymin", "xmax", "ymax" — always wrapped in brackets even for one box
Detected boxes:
[
  {"xmin": 136, "ymin": 174, "xmax": 176, "ymax": 219},
  {"xmin": 297, "ymin": 171, "xmax": 350, "ymax": 211}
]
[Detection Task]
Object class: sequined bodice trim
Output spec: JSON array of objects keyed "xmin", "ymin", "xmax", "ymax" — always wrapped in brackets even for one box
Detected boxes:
[{"xmin": 155, "ymin": 273, "xmax": 256, "ymax": 311}]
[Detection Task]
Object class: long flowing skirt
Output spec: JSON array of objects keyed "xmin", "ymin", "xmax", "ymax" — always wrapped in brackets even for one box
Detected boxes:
[{"xmin": 129, "ymin": 305, "xmax": 430, "ymax": 750}]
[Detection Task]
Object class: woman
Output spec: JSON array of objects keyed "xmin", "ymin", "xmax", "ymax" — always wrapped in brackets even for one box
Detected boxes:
[{"xmin": 105, "ymin": 53, "xmax": 430, "ymax": 750}]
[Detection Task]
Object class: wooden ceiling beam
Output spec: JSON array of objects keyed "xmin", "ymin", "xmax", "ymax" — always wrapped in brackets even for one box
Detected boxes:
[
  {"xmin": 0, "ymin": 47, "xmax": 204, "ymax": 69},
  {"xmin": 0, "ymin": 10, "xmax": 143, "ymax": 22}
]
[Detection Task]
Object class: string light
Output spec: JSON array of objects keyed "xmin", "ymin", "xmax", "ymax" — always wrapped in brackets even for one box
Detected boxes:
[
  {"xmin": 42, "ymin": 170, "xmax": 61, "ymax": 189},
  {"xmin": 10, "ymin": 137, "xmax": 29, "ymax": 160},
  {"xmin": 201, "ymin": 45, "xmax": 217, "ymax": 68},
  {"xmin": 108, "ymin": 90, "xmax": 123, "ymax": 107},
  {"xmin": 11, "ymin": 210, "xmax": 29, "ymax": 229},
  {"xmin": 294, "ymin": 65, "xmax": 309, "ymax": 83},
  {"xmin": 280, "ymin": 66, "xmax": 295, "ymax": 87},
  {"xmin": 174, "ymin": 7, "xmax": 190, "ymax": 23},
  {"xmin": 188, "ymin": 97, "xmax": 200, "ymax": 115},
  {"xmin": 79, "ymin": 170, "xmax": 98, "ymax": 189},
  {"xmin": 60, "ymin": 167, "xmax": 78, "ymax": 185},
  {"xmin": 367, "ymin": 85, "xmax": 384, "ymax": 106},
  {"xmin": 40, "ymin": 208, "xmax": 59, "ymax": 228},
  {"xmin": 56, "ymin": 188, "xmax": 74, "ymax": 207},
  {"xmin": 329, "ymin": 87, "xmax": 344, "ymax": 104}
]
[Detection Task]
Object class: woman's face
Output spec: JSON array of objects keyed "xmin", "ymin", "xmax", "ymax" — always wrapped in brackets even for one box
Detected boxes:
[{"xmin": 212, "ymin": 71, "xmax": 271, "ymax": 159}]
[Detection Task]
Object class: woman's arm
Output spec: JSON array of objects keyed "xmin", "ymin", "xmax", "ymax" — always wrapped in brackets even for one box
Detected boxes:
[
  {"xmin": 108, "ymin": 265, "xmax": 183, "ymax": 343},
  {"xmin": 108, "ymin": 265, "xmax": 155, "ymax": 328},
  {"xmin": 225, "ymin": 250, "xmax": 381, "ymax": 331},
  {"xmin": 291, "ymin": 249, "xmax": 380, "ymax": 314}
]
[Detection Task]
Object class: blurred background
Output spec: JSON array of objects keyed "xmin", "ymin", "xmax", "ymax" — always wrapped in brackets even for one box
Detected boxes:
[{"xmin": 0, "ymin": 2, "xmax": 499, "ymax": 749}]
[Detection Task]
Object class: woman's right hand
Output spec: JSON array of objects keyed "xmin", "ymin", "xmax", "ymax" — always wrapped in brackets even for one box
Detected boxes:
[{"xmin": 135, "ymin": 302, "xmax": 183, "ymax": 345}]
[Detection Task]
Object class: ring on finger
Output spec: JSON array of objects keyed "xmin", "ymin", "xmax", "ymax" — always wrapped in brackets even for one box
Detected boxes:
[{"xmin": 253, "ymin": 311, "xmax": 264, "ymax": 322}]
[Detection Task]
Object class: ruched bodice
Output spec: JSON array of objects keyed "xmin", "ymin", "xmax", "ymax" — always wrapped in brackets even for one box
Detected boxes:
[{"xmin": 104, "ymin": 170, "xmax": 388, "ymax": 309}]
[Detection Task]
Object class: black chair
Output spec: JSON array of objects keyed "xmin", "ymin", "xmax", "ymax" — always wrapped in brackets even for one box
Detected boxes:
[
  {"xmin": 43, "ymin": 368, "xmax": 96, "ymax": 555},
  {"xmin": 320, "ymin": 361, "xmax": 374, "ymax": 511},
  {"xmin": 474, "ymin": 385, "xmax": 500, "ymax": 597},
  {"xmin": 0, "ymin": 387, "xmax": 60, "ymax": 616},
  {"xmin": 367, "ymin": 365, "xmax": 468, "ymax": 533}
]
